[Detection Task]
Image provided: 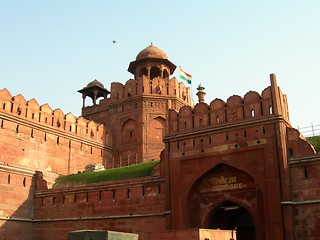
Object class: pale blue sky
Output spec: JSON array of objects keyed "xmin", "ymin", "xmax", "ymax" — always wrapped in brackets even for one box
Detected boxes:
[{"xmin": 0, "ymin": 1, "xmax": 319, "ymax": 133}]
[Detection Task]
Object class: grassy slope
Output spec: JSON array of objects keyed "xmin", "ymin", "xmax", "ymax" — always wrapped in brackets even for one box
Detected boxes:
[
  {"xmin": 53, "ymin": 136, "xmax": 319, "ymax": 188},
  {"xmin": 53, "ymin": 160, "xmax": 160, "ymax": 188},
  {"xmin": 307, "ymin": 136, "xmax": 320, "ymax": 153}
]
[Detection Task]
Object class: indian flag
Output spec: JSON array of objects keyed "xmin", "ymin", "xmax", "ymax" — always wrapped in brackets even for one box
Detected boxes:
[{"xmin": 180, "ymin": 68, "xmax": 192, "ymax": 84}]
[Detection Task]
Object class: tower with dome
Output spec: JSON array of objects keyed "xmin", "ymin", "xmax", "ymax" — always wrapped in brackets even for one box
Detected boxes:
[{"xmin": 78, "ymin": 43, "xmax": 192, "ymax": 167}]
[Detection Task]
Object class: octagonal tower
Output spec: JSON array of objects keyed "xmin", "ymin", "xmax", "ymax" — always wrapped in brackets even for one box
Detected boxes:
[{"xmin": 79, "ymin": 44, "xmax": 192, "ymax": 167}]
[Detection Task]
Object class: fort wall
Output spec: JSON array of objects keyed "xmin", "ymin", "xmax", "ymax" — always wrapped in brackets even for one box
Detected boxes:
[
  {"xmin": 283, "ymin": 126, "xmax": 320, "ymax": 240},
  {"xmin": 0, "ymin": 164, "xmax": 58, "ymax": 240},
  {"xmin": 0, "ymin": 164, "xmax": 35, "ymax": 240},
  {"xmin": 33, "ymin": 176, "xmax": 167, "ymax": 240},
  {"xmin": 0, "ymin": 88, "xmax": 112, "ymax": 239},
  {"xmin": 165, "ymin": 83, "xmax": 292, "ymax": 157},
  {"xmin": 0, "ymin": 88, "xmax": 112, "ymax": 175},
  {"xmin": 168, "ymin": 85, "xmax": 290, "ymax": 134},
  {"xmin": 289, "ymin": 155, "xmax": 320, "ymax": 239}
]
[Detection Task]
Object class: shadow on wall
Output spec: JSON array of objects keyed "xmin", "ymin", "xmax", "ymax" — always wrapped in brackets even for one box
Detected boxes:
[{"xmin": 0, "ymin": 171, "xmax": 48, "ymax": 240}]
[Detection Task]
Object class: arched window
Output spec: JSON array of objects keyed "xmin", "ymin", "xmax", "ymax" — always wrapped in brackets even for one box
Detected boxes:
[
  {"xmin": 121, "ymin": 119, "xmax": 137, "ymax": 144},
  {"xmin": 148, "ymin": 117, "xmax": 165, "ymax": 142},
  {"xmin": 163, "ymin": 69, "xmax": 169, "ymax": 79},
  {"xmin": 140, "ymin": 68, "xmax": 148, "ymax": 77},
  {"xmin": 150, "ymin": 67, "xmax": 161, "ymax": 79},
  {"xmin": 251, "ymin": 109, "xmax": 255, "ymax": 117}
]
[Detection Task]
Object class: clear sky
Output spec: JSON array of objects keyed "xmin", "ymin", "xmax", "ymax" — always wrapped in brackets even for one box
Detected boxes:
[{"xmin": 0, "ymin": 0, "xmax": 319, "ymax": 134}]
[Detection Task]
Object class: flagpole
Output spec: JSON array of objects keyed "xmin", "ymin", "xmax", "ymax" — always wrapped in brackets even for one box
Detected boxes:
[
  {"xmin": 179, "ymin": 66, "xmax": 195, "ymax": 105},
  {"xmin": 190, "ymin": 77, "xmax": 194, "ymax": 105}
]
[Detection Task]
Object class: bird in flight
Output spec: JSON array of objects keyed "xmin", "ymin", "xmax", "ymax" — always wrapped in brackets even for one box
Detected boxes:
[{"xmin": 112, "ymin": 40, "xmax": 117, "ymax": 44}]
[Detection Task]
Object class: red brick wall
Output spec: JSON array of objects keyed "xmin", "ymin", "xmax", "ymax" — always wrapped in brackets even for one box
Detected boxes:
[
  {"xmin": 0, "ymin": 88, "xmax": 111, "ymax": 175},
  {"xmin": 0, "ymin": 165, "xmax": 58, "ymax": 240},
  {"xmin": 33, "ymin": 177, "xmax": 167, "ymax": 240},
  {"xmin": 290, "ymin": 157, "xmax": 320, "ymax": 239},
  {"xmin": 0, "ymin": 88, "xmax": 111, "ymax": 239},
  {"xmin": 0, "ymin": 165, "xmax": 35, "ymax": 240}
]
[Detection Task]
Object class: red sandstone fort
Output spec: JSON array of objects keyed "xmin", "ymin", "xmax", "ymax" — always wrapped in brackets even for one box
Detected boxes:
[{"xmin": 0, "ymin": 44, "xmax": 319, "ymax": 240}]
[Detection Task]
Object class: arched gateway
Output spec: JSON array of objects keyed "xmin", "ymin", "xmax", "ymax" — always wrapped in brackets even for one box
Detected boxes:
[
  {"xmin": 187, "ymin": 164, "xmax": 265, "ymax": 240},
  {"xmin": 208, "ymin": 201, "xmax": 255, "ymax": 240}
]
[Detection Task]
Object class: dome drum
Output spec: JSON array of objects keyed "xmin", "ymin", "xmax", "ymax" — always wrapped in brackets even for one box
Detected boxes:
[
  {"xmin": 128, "ymin": 44, "xmax": 176, "ymax": 80},
  {"xmin": 133, "ymin": 60, "xmax": 172, "ymax": 80}
]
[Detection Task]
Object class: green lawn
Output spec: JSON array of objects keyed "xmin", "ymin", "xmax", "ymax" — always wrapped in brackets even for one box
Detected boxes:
[
  {"xmin": 53, "ymin": 136, "xmax": 319, "ymax": 188},
  {"xmin": 53, "ymin": 160, "xmax": 160, "ymax": 188},
  {"xmin": 307, "ymin": 136, "xmax": 320, "ymax": 153}
]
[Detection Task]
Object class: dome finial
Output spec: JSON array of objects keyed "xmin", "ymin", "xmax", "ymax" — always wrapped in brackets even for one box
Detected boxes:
[
  {"xmin": 150, "ymin": 41, "xmax": 154, "ymax": 46},
  {"xmin": 197, "ymin": 83, "xmax": 205, "ymax": 91}
]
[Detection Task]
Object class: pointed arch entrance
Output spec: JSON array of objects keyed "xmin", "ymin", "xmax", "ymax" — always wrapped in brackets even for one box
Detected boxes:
[
  {"xmin": 208, "ymin": 201, "xmax": 255, "ymax": 240},
  {"xmin": 186, "ymin": 164, "xmax": 265, "ymax": 240}
]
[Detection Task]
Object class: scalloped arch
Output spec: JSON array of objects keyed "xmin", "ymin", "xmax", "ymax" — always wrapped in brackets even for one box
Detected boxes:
[
  {"xmin": 210, "ymin": 98, "xmax": 225, "ymax": 109},
  {"xmin": 194, "ymin": 102, "xmax": 209, "ymax": 113},
  {"xmin": 244, "ymin": 91, "xmax": 261, "ymax": 103},
  {"xmin": 226, "ymin": 95, "xmax": 243, "ymax": 106},
  {"xmin": 179, "ymin": 105, "xmax": 193, "ymax": 116},
  {"xmin": 261, "ymin": 86, "xmax": 271, "ymax": 99},
  {"xmin": 124, "ymin": 79, "xmax": 137, "ymax": 87}
]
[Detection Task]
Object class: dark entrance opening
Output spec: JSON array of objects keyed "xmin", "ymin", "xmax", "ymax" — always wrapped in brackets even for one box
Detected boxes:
[{"xmin": 208, "ymin": 201, "xmax": 255, "ymax": 240}]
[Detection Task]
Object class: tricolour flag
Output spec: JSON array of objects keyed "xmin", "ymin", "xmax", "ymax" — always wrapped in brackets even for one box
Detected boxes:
[{"xmin": 179, "ymin": 68, "xmax": 192, "ymax": 84}]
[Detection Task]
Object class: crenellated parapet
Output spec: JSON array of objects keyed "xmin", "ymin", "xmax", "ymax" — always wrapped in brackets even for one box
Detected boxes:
[
  {"xmin": 107, "ymin": 76, "xmax": 191, "ymax": 105},
  {"xmin": 168, "ymin": 76, "xmax": 290, "ymax": 134},
  {"xmin": 33, "ymin": 175, "xmax": 167, "ymax": 239},
  {"xmin": 0, "ymin": 88, "xmax": 107, "ymax": 143},
  {"xmin": 0, "ymin": 88, "xmax": 114, "ymax": 175}
]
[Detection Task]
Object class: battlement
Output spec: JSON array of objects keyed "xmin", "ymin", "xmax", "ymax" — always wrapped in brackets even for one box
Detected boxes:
[
  {"xmin": 168, "ymin": 76, "xmax": 290, "ymax": 134},
  {"xmin": 33, "ymin": 176, "xmax": 167, "ymax": 238},
  {"xmin": 0, "ymin": 88, "xmax": 107, "ymax": 143},
  {"xmin": 105, "ymin": 76, "xmax": 191, "ymax": 104}
]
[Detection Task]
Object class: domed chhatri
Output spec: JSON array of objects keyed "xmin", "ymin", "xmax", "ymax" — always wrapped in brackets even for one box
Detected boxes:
[
  {"xmin": 136, "ymin": 43, "xmax": 168, "ymax": 60},
  {"xmin": 128, "ymin": 43, "xmax": 176, "ymax": 79},
  {"xmin": 78, "ymin": 79, "xmax": 110, "ymax": 107},
  {"xmin": 86, "ymin": 79, "xmax": 105, "ymax": 89}
]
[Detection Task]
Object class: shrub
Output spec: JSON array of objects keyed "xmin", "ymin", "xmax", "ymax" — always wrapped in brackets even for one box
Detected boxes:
[{"xmin": 307, "ymin": 136, "xmax": 320, "ymax": 153}]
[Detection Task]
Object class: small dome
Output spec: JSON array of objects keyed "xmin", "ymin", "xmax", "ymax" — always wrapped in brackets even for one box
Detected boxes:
[
  {"xmin": 136, "ymin": 43, "xmax": 168, "ymax": 60},
  {"xmin": 87, "ymin": 79, "xmax": 104, "ymax": 88}
]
